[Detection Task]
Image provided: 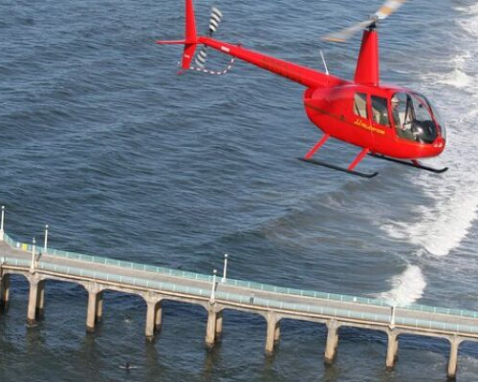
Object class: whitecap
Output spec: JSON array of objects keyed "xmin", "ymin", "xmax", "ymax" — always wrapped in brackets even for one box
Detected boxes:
[
  {"xmin": 377, "ymin": 265, "xmax": 426, "ymax": 307},
  {"xmin": 437, "ymin": 68, "xmax": 473, "ymax": 88},
  {"xmin": 380, "ymin": 2, "xmax": 478, "ymax": 258}
]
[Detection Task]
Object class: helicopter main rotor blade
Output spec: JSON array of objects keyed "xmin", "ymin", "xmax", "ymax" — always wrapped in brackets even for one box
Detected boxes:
[
  {"xmin": 375, "ymin": 0, "xmax": 406, "ymax": 20},
  {"xmin": 323, "ymin": 20, "xmax": 374, "ymax": 43},
  {"xmin": 322, "ymin": 0, "xmax": 407, "ymax": 43}
]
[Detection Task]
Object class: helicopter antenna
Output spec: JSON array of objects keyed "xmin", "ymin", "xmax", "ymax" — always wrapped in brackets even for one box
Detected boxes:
[{"xmin": 320, "ymin": 50, "xmax": 329, "ymax": 75}]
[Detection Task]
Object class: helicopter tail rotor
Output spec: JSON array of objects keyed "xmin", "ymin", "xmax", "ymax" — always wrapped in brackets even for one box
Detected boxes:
[
  {"xmin": 194, "ymin": 7, "xmax": 223, "ymax": 69},
  {"xmin": 323, "ymin": 0, "xmax": 407, "ymax": 43}
]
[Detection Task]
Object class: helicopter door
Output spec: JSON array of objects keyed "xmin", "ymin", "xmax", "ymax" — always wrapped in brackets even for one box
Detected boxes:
[
  {"xmin": 353, "ymin": 92, "xmax": 375, "ymax": 145},
  {"xmin": 371, "ymin": 96, "xmax": 391, "ymax": 128}
]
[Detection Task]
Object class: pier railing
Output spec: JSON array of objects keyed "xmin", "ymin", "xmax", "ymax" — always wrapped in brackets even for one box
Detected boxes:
[{"xmin": 3, "ymin": 232, "xmax": 478, "ymax": 329}]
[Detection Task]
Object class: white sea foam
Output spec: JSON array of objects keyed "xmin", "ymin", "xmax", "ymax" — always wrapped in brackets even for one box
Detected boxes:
[
  {"xmin": 390, "ymin": 102, "xmax": 478, "ymax": 257},
  {"xmin": 430, "ymin": 50, "xmax": 476, "ymax": 90},
  {"xmin": 377, "ymin": 265, "xmax": 426, "ymax": 307},
  {"xmin": 438, "ymin": 67, "xmax": 473, "ymax": 88},
  {"xmin": 381, "ymin": 3, "xmax": 478, "ymax": 258},
  {"xmin": 384, "ymin": 107, "xmax": 478, "ymax": 256},
  {"xmin": 383, "ymin": 186, "xmax": 478, "ymax": 257},
  {"xmin": 457, "ymin": 3, "xmax": 478, "ymax": 38},
  {"xmin": 376, "ymin": 4, "xmax": 478, "ymax": 306}
]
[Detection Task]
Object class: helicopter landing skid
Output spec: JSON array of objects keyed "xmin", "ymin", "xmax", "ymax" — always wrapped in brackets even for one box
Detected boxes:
[
  {"xmin": 301, "ymin": 137, "xmax": 378, "ymax": 178},
  {"xmin": 369, "ymin": 153, "xmax": 448, "ymax": 174},
  {"xmin": 299, "ymin": 158, "xmax": 379, "ymax": 178}
]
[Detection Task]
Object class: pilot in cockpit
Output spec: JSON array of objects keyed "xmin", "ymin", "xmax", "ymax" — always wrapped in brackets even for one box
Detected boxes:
[{"xmin": 392, "ymin": 95, "xmax": 415, "ymax": 141}]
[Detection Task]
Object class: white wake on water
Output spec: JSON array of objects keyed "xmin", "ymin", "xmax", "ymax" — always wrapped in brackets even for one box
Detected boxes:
[
  {"xmin": 457, "ymin": 3, "xmax": 478, "ymax": 39},
  {"xmin": 377, "ymin": 265, "xmax": 426, "ymax": 307},
  {"xmin": 381, "ymin": 3, "xmax": 478, "ymax": 259},
  {"xmin": 376, "ymin": 4, "xmax": 478, "ymax": 306},
  {"xmin": 436, "ymin": 52, "xmax": 473, "ymax": 88},
  {"xmin": 392, "ymin": 94, "xmax": 478, "ymax": 259},
  {"xmin": 382, "ymin": 178, "xmax": 478, "ymax": 257}
]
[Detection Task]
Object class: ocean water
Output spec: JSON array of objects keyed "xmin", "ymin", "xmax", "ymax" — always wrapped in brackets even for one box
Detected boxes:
[{"xmin": 1, "ymin": 0, "xmax": 478, "ymax": 381}]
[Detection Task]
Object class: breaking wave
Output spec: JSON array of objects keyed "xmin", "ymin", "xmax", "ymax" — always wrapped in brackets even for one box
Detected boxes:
[{"xmin": 377, "ymin": 265, "xmax": 426, "ymax": 307}]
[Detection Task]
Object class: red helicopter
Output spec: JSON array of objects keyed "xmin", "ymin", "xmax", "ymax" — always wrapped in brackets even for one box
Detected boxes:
[{"xmin": 157, "ymin": 0, "xmax": 447, "ymax": 178}]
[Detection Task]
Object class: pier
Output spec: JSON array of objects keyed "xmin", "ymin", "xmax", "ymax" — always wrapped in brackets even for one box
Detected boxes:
[{"xmin": 0, "ymin": 217, "xmax": 477, "ymax": 379}]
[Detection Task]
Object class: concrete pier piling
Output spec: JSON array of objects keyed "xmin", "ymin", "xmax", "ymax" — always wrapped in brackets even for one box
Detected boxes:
[
  {"xmin": 386, "ymin": 330, "xmax": 399, "ymax": 370},
  {"xmin": 215, "ymin": 310, "xmax": 224, "ymax": 341},
  {"xmin": 447, "ymin": 336, "xmax": 462, "ymax": 380},
  {"xmin": 324, "ymin": 320, "xmax": 340, "ymax": 364},
  {"xmin": 36, "ymin": 280, "xmax": 46, "ymax": 319},
  {"xmin": 95, "ymin": 291, "xmax": 104, "ymax": 323},
  {"xmin": 265, "ymin": 312, "xmax": 279, "ymax": 354},
  {"xmin": 0, "ymin": 262, "xmax": 6, "ymax": 313},
  {"xmin": 205, "ymin": 305, "xmax": 217, "ymax": 348},
  {"xmin": 274, "ymin": 320, "xmax": 281, "ymax": 344},
  {"xmin": 143, "ymin": 294, "xmax": 163, "ymax": 342},
  {"xmin": 27, "ymin": 274, "xmax": 42, "ymax": 326},
  {"xmin": 1, "ymin": 274, "xmax": 10, "ymax": 310},
  {"xmin": 85, "ymin": 283, "xmax": 103, "ymax": 333},
  {"xmin": 145, "ymin": 300, "xmax": 156, "ymax": 341},
  {"xmin": 154, "ymin": 300, "xmax": 163, "ymax": 332}
]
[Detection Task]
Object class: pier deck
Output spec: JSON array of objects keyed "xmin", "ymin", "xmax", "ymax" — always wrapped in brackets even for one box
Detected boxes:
[{"xmin": 0, "ymin": 229, "xmax": 476, "ymax": 380}]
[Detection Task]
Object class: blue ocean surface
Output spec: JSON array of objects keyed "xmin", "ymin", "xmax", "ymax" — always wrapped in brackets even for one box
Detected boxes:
[{"xmin": 1, "ymin": 0, "xmax": 478, "ymax": 380}]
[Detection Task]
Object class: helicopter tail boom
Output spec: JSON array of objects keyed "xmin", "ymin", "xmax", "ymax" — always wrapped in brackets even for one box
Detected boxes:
[
  {"xmin": 196, "ymin": 36, "xmax": 344, "ymax": 88},
  {"xmin": 157, "ymin": 0, "xmax": 346, "ymax": 87}
]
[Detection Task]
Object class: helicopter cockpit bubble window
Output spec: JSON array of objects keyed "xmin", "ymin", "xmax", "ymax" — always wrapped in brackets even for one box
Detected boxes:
[
  {"xmin": 371, "ymin": 96, "xmax": 390, "ymax": 127},
  {"xmin": 353, "ymin": 92, "xmax": 368, "ymax": 119},
  {"xmin": 392, "ymin": 92, "xmax": 439, "ymax": 144},
  {"xmin": 413, "ymin": 92, "xmax": 446, "ymax": 141}
]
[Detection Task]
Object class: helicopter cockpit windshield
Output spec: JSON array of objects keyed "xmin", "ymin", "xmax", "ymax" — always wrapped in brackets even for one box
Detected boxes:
[{"xmin": 391, "ymin": 92, "xmax": 445, "ymax": 144}]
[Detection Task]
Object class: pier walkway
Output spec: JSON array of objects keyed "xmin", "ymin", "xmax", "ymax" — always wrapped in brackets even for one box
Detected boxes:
[{"xmin": 0, "ymin": 224, "xmax": 477, "ymax": 380}]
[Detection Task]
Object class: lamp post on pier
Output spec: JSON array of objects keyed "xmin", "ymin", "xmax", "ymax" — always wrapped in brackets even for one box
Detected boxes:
[
  {"xmin": 221, "ymin": 254, "xmax": 228, "ymax": 283},
  {"xmin": 30, "ymin": 238, "xmax": 36, "ymax": 273},
  {"xmin": 44, "ymin": 225, "xmax": 49, "ymax": 253},
  {"xmin": 0, "ymin": 206, "xmax": 5, "ymax": 241},
  {"xmin": 210, "ymin": 269, "xmax": 217, "ymax": 304}
]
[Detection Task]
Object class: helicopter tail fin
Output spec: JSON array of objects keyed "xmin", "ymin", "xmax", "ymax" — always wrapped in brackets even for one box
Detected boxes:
[{"xmin": 156, "ymin": 0, "xmax": 198, "ymax": 71}]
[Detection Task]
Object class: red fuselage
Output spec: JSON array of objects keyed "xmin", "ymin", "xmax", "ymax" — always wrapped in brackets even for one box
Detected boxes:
[
  {"xmin": 193, "ymin": 33, "xmax": 446, "ymax": 160},
  {"xmin": 158, "ymin": 0, "xmax": 447, "ymax": 162},
  {"xmin": 304, "ymin": 84, "xmax": 446, "ymax": 159}
]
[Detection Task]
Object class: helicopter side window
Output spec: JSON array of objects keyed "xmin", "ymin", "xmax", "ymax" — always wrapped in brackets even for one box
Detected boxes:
[
  {"xmin": 371, "ymin": 96, "xmax": 390, "ymax": 127},
  {"xmin": 353, "ymin": 93, "xmax": 368, "ymax": 118}
]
